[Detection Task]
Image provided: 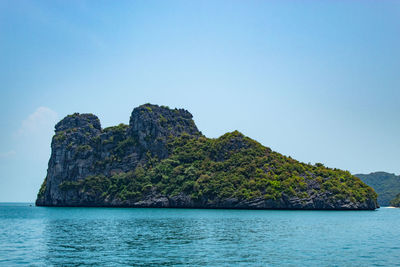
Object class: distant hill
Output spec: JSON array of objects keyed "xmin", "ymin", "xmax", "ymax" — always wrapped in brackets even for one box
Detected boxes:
[
  {"xmin": 390, "ymin": 193, "xmax": 400, "ymax": 207},
  {"xmin": 355, "ymin": 172, "xmax": 400, "ymax": 206}
]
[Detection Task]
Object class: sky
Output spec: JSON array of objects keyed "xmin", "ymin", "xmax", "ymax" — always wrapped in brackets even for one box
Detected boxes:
[{"xmin": 0, "ymin": 0, "xmax": 399, "ymax": 202}]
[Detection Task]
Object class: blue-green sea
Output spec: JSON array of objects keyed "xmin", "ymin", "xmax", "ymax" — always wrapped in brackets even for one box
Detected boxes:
[{"xmin": 0, "ymin": 203, "xmax": 399, "ymax": 266}]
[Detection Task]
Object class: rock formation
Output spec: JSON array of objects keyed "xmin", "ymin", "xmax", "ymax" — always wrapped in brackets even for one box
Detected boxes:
[{"xmin": 36, "ymin": 104, "xmax": 378, "ymax": 210}]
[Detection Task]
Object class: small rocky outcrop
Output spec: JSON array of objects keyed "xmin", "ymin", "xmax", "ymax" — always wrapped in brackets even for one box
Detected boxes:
[{"xmin": 36, "ymin": 104, "xmax": 378, "ymax": 210}]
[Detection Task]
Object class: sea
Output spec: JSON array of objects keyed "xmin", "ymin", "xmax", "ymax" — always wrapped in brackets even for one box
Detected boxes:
[{"xmin": 0, "ymin": 203, "xmax": 399, "ymax": 266}]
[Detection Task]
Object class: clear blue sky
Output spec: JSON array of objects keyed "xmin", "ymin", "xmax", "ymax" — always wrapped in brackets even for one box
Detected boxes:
[{"xmin": 0, "ymin": 0, "xmax": 399, "ymax": 202}]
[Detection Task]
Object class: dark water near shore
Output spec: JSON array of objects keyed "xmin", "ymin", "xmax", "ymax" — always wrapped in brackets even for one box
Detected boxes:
[{"xmin": 0, "ymin": 203, "xmax": 399, "ymax": 266}]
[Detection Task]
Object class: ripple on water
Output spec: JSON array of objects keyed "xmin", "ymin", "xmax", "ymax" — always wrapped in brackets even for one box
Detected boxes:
[{"xmin": 0, "ymin": 205, "xmax": 399, "ymax": 266}]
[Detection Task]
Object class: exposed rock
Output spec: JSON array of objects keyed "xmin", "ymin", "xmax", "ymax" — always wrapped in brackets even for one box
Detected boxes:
[
  {"xmin": 129, "ymin": 104, "xmax": 201, "ymax": 159},
  {"xmin": 36, "ymin": 104, "xmax": 378, "ymax": 210},
  {"xmin": 37, "ymin": 104, "xmax": 200, "ymax": 206}
]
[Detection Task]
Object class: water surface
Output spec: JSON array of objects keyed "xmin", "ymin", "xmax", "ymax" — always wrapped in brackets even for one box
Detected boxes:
[{"xmin": 0, "ymin": 203, "xmax": 399, "ymax": 266}]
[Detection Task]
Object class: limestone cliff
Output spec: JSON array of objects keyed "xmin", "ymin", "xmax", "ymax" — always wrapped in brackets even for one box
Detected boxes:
[{"xmin": 36, "ymin": 104, "xmax": 378, "ymax": 210}]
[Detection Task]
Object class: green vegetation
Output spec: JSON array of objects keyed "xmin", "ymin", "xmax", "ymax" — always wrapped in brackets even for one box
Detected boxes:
[
  {"xmin": 102, "ymin": 124, "xmax": 131, "ymax": 153},
  {"xmin": 390, "ymin": 193, "xmax": 400, "ymax": 207},
  {"xmin": 77, "ymin": 144, "xmax": 91, "ymax": 152},
  {"xmin": 58, "ymin": 131, "xmax": 376, "ymax": 204},
  {"xmin": 59, "ymin": 170, "xmax": 150, "ymax": 202},
  {"xmin": 37, "ymin": 178, "xmax": 47, "ymax": 199},
  {"xmin": 103, "ymin": 123, "xmax": 128, "ymax": 133},
  {"xmin": 54, "ymin": 131, "xmax": 66, "ymax": 142},
  {"xmin": 356, "ymin": 172, "xmax": 400, "ymax": 206},
  {"xmin": 115, "ymin": 137, "xmax": 135, "ymax": 157},
  {"xmin": 159, "ymin": 114, "xmax": 167, "ymax": 125},
  {"xmin": 66, "ymin": 113, "xmax": 80, "ymax": 118}
]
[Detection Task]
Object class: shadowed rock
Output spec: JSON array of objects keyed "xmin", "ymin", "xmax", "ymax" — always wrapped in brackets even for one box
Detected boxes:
[{"xmin": 36, "ymin": 104, "xmax": 378, "ymax": 210}]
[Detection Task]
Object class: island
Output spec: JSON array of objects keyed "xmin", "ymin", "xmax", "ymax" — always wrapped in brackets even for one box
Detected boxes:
[
  {"xmin": 356, "ymin": 172, "xmax": 400, "ymax": 206},
  {"xmin": 390, "ymin": 193, "xmax": 400, "ymax": 207},
  {"xmin": 36, "ymin": 104, "xmax": 378, "ymax": 210}
]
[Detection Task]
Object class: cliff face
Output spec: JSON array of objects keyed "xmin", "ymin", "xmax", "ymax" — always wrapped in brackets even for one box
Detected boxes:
[
  {"xmin": 36, "ymin": 104, "xmax": 201, "ymax": 206},
  {"xmin": 36, "ymin": 104, "xmax": 378, "ymax": 210}
]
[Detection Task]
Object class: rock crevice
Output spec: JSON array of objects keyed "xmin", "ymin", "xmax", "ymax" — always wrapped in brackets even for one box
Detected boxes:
[{"xmin": 36, "ymin": 104, "xmax": 378, "ymax": 210}]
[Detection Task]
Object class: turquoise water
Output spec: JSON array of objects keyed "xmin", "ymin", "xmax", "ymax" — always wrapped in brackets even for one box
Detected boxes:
[{"xmin": 0, "ymin": 204, "xmax": 399, "ymax": 266}]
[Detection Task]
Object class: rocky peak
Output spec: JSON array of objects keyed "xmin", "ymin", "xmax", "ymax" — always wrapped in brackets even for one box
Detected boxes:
[
  {"xmin": 129, "ymin": 104, "xmax": 201, "ymax": 157},
  {"xmin": 55, "ymin": 113, "xmax": 101, "ymax": 133},
  {"xmin": 36, "ymin": 104, "xmax": 378, "ymax": 210}
]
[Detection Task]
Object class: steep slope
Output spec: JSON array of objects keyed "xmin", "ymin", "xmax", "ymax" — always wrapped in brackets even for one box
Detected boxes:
[
  {"xmin": 36, "ymin": 104, "xmax": 378, "ymax": 210},
  {"xmin": 355, "ymin": 172, "xmax": 400, "ymax": 206},
  {"xmin": 36, "ymin": 104, "xmax": 201, "ymax": 206}
]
